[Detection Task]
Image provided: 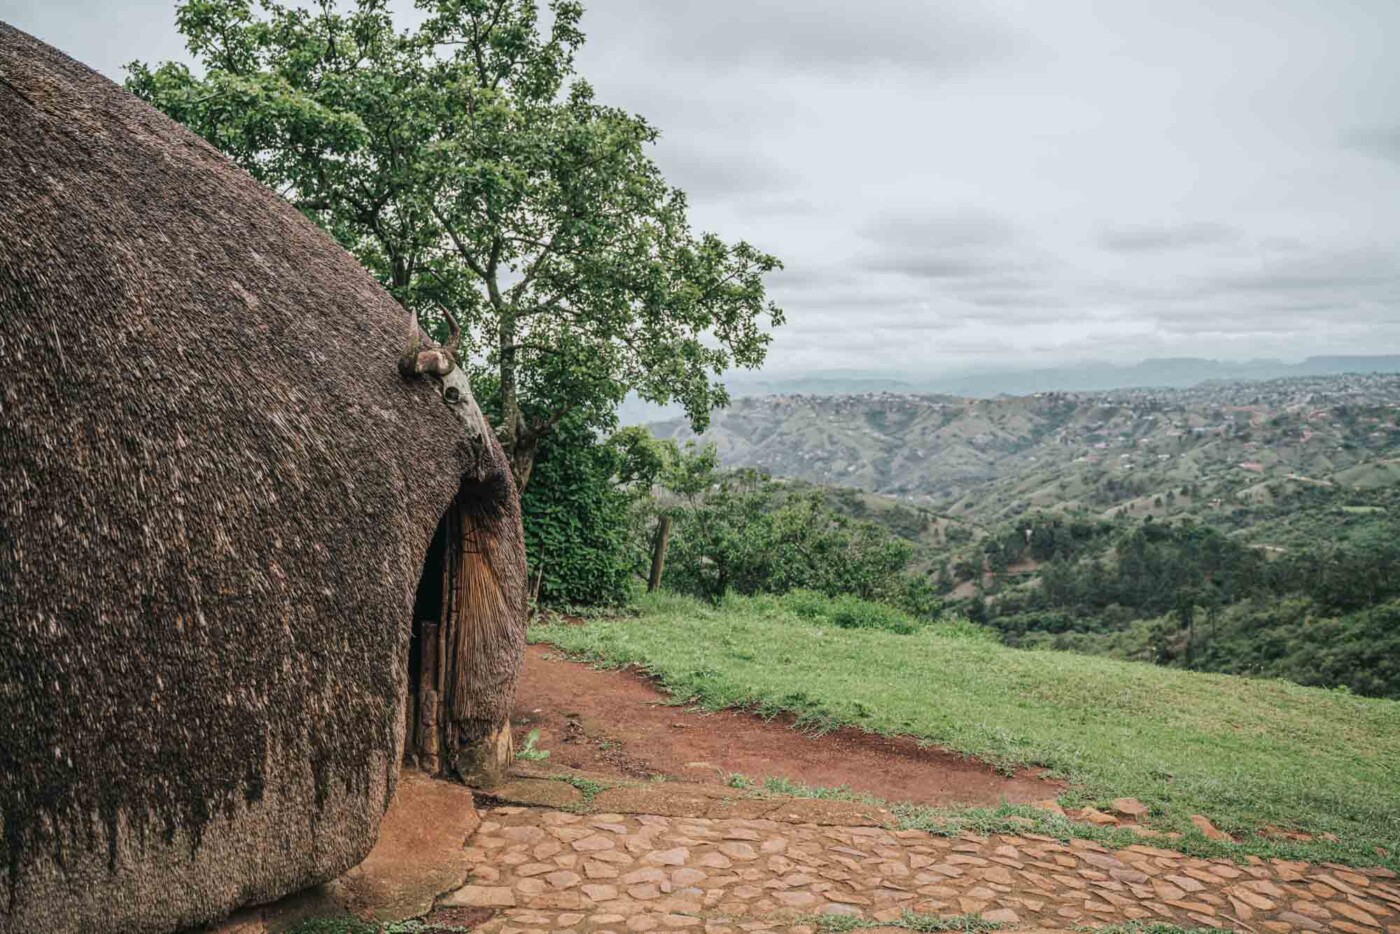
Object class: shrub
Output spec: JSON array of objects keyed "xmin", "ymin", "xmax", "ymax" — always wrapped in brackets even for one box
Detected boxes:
[
  {"xmin": 780, "ymin": 590, "xmax": 920, "ymax": 635},
  {"xmin": 926, "ymin": 613, "xmax": 1000, "ymax": 643},
  {"xmin": 827, "ymin": 596, "xmax": 919, "ymax": 634},
  {"xmin": 521, "ymin": 417, "xmax": 633, "ymax": 607}
]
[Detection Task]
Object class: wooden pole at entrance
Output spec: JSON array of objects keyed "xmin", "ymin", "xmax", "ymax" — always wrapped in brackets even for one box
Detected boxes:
[{"xmin": 418, "ymin": 620, "xmax": 441, "ymax": 774}]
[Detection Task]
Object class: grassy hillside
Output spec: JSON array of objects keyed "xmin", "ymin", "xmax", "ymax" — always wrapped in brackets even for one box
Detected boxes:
[{"xmin": 533, "ymin": 592, "xmax": 1400, "ymax": 870}]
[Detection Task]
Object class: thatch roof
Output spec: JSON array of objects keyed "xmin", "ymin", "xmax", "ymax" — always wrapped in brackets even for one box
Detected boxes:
[{"xmin": 0, "ymin": 23, "xmax": 518, "ymax": 933}]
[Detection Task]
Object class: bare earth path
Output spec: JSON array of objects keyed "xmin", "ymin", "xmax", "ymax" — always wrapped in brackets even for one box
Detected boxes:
[
  {"xmin": 427, "ymin": 646, "xmax": 1400, "ymax": 933},
  {"xmin": 512, "ymin": 644, "xmax": 1059, "ymax": 808},
  {"xmin": 435, "ymin": 793, "xmax": 1400, "ymax": 933},
  {"xmin": 210, "ymin": 649, "xmax": 1400, "ymax": 933}
]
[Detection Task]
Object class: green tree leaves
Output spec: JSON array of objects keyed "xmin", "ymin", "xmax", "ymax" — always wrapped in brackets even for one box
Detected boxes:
[{"xmin": 128, "ymin": 0, "xmax": 782, "ymax": 488}]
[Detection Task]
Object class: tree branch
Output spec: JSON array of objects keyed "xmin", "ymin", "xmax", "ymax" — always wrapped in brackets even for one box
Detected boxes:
[{"xmin": 432, "ymin": 205, "xmax": 489, "ymax": 280}]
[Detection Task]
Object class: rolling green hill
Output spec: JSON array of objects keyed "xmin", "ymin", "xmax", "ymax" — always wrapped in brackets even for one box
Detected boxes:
[{"xmin": 649, "ymin": 373, "xmax": 1400, "ymax": 527}]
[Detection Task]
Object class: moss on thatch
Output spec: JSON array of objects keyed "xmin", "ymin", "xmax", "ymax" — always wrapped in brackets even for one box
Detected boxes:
[{"xmin": 0, "ymin": 23, "xmax": 522, "ymax": 934}]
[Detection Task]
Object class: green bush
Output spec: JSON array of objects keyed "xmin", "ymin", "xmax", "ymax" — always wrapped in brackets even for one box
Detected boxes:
[
  {"xmin": 926, "ymin": 613, "xmax": 1000, "ymax": 643},
  {"xmin": 777, "ymin": 588, "xmax": 833, "ymax": 621},
  {"xmin": 827, "ymin": 596, "xmax": 919, "ymax": 634},
  {"xmin": 655, "ymin": 473, "xmax": 922, "ymax": 608},
  {"xmin": 521, "ymin": 418, "xmax": 633, "ymax": 607},
  {"xmin": 780, "ymin": 590, "xmax": 920, "ymax": 634}
]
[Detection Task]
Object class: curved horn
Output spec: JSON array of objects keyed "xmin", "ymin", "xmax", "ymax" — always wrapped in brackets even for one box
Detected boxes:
[
  {"xmin": 398, "ymin": 308, "xmax": 424, "ymax": 379},
  {"xmin": 438, "ymin": 304, "xmax": 462, "ymax": 356},
  {"xmin": 405, "ymin": 308, "xmax": 422, "ymax": 354}
]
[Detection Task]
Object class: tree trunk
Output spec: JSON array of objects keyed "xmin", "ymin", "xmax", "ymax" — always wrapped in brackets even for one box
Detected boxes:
[
  {"xmin": 648, "ymin": 516, "xmax": 671, "ymax": 593},
  {"xmin": 497, "ymin": 307, "xmax": 526, "ymax": 485},
  {"xmin": 509, "ymin": 434, "xmax": 538, "ymax": 493}
]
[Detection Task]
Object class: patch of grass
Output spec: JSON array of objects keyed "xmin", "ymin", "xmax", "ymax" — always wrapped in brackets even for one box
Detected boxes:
[
  {"xmin": 287, "ymin": 921, "xmax": 378, "ymax": 934},
  {"xmin": 1081, "ymin": 924, "xmax": 1229, "ymax": 934},
  {"xmin": 781, "ymin": 589, "xmax": 922, "ymax": 635},
  {"xmin": 287, "ymin": 920, "xmax": 470, "ymax": 934},
  {"xmin": 383, "ymin": 923, "xmax": 471, "ymax": 934},
  {"xmin": 515, "ymin": 728, "xmax": 550, "ymax": 761},
  {"xmin": 531, "ymin": 592, "xmax": 1400, "ymax": 870},
  {"xmin": 756, "ymin": 776, "xmax": 883, "ymax": 805},
  {"xmin": 805, "ymin": 910, "xmax": 1004, "ymax": 932},
  {"xmin": 552, "ymin": 774, "xmax": 610, "ymax": 811},
  {"xmin": 888, "ymin": 801, "xmax": 1320, "ymax": 865}
]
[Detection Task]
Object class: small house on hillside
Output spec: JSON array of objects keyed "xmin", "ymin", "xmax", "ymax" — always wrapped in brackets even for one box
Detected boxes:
[{"xmin": 0, "ymin": 24, "xmax": 526, "ymax": 934}]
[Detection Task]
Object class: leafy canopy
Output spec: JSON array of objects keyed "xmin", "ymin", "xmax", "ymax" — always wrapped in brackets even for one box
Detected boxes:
[{"xmin": 128, "ymin": 0, "xmax": 783, "ymax": 487}]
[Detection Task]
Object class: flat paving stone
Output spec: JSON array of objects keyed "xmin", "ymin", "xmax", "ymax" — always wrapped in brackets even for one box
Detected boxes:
[{"xmin": 449, "ymin": 799, "xmax": 1400, "ymax": 934}]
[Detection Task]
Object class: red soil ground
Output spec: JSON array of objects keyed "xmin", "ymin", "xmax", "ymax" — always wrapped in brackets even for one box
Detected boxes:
[{"xmin": 510, "ymin": 643, "xmax": 1061, "ymax": 809}]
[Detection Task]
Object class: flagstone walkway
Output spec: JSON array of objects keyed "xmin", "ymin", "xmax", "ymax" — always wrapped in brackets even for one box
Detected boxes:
[{"xmin": 437, "ymin": 790, "xmax": 1400, "ymax": 934}]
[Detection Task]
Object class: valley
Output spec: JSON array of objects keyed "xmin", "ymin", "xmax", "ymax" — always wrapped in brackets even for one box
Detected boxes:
[
  {"xmin": 649, "ymin": 373, "xmax": 1400, "ymax": 529},
  {"xmin": 648, "ymin": 373, "xmax": 1400, "ymax": 699}
]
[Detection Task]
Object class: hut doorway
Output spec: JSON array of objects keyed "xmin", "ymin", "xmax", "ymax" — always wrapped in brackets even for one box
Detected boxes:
[
  {"xmin": 404, "ymin": 479, "xmax": 519, "ymax": 782},
  {"xmin": 407, "ymin": 504, "xmax": 452, "ymax": 773},
  {"xmin": 408, "ymin": 501, "xmax": 473, "ymax": 778}
]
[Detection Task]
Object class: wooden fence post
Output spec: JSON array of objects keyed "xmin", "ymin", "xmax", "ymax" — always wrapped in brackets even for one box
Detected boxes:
[{"xmin": 647, "ymin": 516, "xmax": 672, "ymax": 593}]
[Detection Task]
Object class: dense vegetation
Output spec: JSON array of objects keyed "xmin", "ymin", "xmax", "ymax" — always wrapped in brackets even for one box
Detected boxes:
[
  {"xmin": 952, "ymin": 487, "xmax": 1400, "ymax": 699},
  {"xmin": 518, "ymin": 416, "xmax": 636, "ymax": 607},
  {"xmin": 534, "ymin": 592, "xmax": 1400, "ymax": 871}
]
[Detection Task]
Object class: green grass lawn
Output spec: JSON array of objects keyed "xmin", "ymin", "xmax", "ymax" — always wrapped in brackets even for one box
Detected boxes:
[{"xmin": 531, "ymin": 592, "xmax": 1400, "ymax": 869}]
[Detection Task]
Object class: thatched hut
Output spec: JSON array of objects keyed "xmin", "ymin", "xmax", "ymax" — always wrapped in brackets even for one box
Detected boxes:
[{"xmin": 0, "ymin": 23, "xmax": 526, "ymax": 934}]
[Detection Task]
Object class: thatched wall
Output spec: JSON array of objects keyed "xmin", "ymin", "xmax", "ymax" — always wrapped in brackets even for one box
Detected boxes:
[{"xmin": 0, "ymin": 23, "xmax": 522, "ymax": 934}]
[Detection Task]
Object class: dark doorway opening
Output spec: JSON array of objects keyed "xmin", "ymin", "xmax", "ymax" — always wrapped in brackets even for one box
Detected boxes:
[{"xmin": 407, "ymin": 505, "xmax": 453, "ymax": 771}]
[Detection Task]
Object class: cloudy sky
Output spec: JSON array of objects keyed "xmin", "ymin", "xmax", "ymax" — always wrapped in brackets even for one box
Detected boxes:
[{"xmin": 6, "ymin": 0, "xmax": 1400, "ymax": 374}]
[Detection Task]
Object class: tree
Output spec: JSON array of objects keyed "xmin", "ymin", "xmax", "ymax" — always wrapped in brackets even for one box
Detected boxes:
[{"xmin": 128, "ymin": 0, "xmax": 783, "ymax": 489}]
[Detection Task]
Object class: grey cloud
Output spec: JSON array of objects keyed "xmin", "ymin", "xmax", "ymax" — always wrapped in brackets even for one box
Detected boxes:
[
  {"xmin": 1348, "ymin": 127, "xmax": 1400, "ymax": 163},
  {"xmin": 1097, "ymin": 223, "xmax": 1240, "ymax": 253},
  {"xmin": 857, "ymin": 210, "xmax": 1038, "ymax": 291},
  {"xmin": 652, "ymin": 140, "xmax": 791, "ymax": 202},
  {"xmin": 966, "ymin": 292, "xmax": 1072, "ymax": 310},
  {"xmin": 1205, "ymin": 251, "xmax": 1398, "ymax": 295},
  {"xmin": 952, "ymin": 273, "xmax": 1053, "ymax": 295},
  {"xmin": 866, "ymin": 255, "xmax": 1004, "ymax": 280},
  {"xmin": 860, "ymin": 211, "xmax": 1019, "ymax": 250},
  {"xmin": 585, "ymin": 0, "xmax": 1021, "ymax": 74}
]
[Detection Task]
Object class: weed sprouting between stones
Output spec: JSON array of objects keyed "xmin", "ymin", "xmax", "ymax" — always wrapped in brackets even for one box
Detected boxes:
[
  {"xmin": 551, "ymin": 774, "xmax": 610, "ymax": 811},
  {"xmin": 514, "ymin": 728, "xmax": 551, "ymax": 761},
  {"xmin": 805, "ymin": 910, "xmax": 1005, "ymax": 932},
  {"xmin": 286, "ymin": 919, "xmax": 471, "ymax": 934}
]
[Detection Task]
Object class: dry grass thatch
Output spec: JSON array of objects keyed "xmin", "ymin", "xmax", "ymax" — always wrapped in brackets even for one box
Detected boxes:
[{"xmin": 0, "ymin": 23, "xmax": 522, "ymax": 933}]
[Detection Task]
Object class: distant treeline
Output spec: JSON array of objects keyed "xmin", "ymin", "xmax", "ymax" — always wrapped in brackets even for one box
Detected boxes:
[{"xmin": 956, "ymin": 493, "xmax": 1400, "ymax": 699}]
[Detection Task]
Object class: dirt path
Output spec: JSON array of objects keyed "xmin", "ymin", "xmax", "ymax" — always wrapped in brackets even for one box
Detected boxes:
[{"xmin": 512, "ymin": 644, "xmax": 1059, "ymax": 809}]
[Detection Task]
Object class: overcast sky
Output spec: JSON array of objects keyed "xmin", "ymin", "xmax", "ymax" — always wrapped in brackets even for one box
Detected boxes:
[{"xmin": 6, "ymin": 0, "xmax": 1400, "ymax": 374}]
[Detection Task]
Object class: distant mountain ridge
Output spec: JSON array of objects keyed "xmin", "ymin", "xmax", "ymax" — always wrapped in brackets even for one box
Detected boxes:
[
  {"xmin": 618, "ymin": 355, "xmax": 1400, "ymax": 426},
  {"xmin": 724, "ymin": 355, "xmax": 1400, "ymax": 399}
]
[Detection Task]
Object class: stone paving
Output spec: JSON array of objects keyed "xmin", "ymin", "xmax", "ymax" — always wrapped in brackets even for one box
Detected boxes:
[{"xmin": 442, "ymin": 804, "xmax": 1400, "ymax": 934}]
